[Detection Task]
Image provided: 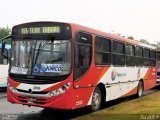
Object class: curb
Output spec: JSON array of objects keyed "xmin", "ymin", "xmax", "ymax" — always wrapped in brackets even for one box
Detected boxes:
[
  {"xmin": 0, "ymin": 95, "xmax": 6, "ymax": 99},
  {"xmin": 0, "ymin": 95, "xmax": 7, "ymax": 99},
  {"xmin": 0, "ymin": 91, "xmax": 7, "ymax": 99}
]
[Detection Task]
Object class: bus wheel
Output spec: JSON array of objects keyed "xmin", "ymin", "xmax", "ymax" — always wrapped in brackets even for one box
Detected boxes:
[
  {"xmin": 137, "ymin": 81, "xmax": 143, "ymax": 98},
  {"xmin": 91, "ymin": 86, "xmax": 102, "ymax": 111}
]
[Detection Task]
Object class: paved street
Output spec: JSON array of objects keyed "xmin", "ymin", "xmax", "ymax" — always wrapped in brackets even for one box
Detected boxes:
[
  {"xmin": 0, "ymin": 90, "xmax": 43, "ymax": 120},
  {"xmin": 0, "ymin": 96, "xmax": 43, "ymax": 114},
  {"xmin": 0, "ymin": 86, "xmax": 160, "ymax": 120}
]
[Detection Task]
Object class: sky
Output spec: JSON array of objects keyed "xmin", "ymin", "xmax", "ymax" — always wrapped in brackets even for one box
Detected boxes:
[{"xmin": 0, "ymin": 0, "xmax": 160, "ymax": 43}]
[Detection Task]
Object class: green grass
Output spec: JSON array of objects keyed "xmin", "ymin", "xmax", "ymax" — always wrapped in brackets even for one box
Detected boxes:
[{"xmin": 73, "ymin": 90, "xmax": 160, "ymax": 120}]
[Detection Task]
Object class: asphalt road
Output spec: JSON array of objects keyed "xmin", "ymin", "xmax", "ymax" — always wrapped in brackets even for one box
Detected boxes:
[{"xmin": 0, "ymin": 86, "xmax": 160, "ymax": 120}]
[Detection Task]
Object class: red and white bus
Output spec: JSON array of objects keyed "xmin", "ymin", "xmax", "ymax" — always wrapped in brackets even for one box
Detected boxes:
[
  {"xmin": 1, "ymin": 22, "xmax": 157, "ymax": 111},
  {"xmin": 157, "ymin": 51, "xmax": 160, "ymax": 83}
]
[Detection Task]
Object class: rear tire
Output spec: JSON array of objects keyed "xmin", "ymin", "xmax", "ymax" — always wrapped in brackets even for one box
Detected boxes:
[
  {"xmin": 91, "ymin": 86, "xmax": 102, "ymax": 112},
  {"xmin": 137, "ymin": 81, "xmax": 143, "ymax": 98}
]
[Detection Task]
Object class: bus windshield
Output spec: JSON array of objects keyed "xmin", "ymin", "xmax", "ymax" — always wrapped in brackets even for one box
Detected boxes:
[{"xmin": 10, "ymin": 39, "xmax": 71, "ymax": 77}]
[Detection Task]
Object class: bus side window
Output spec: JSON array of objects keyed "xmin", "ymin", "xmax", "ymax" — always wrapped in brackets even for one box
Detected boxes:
[
  {"xmin": 126, "ymin": 44, "xmax": 135, "ymax": 66},
  {"xmin": 143, "ymin": 48, "xmax": 150, "ymax": 66},
  {"xmin": 95, "ymin": 36, "xmax": 111, "ymax": 65},
  {"xmin": 150, "ymin": 50, "xmax": 156, "ymax": 67},
  {"xmin": 74, "ymin": 32, "xmax": 92, "ymax": 80},
  {"xmin": 112, "ymin": 41, "xmax": 125, "ymax": 66},
  {"xmin": 135, "ymin": 46, "xmax": 143, "ymax": 66}
]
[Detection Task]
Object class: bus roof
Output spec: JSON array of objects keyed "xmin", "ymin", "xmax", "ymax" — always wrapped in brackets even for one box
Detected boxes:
[
  {"xmin": 70, "ymin": 23, "xmax": 157, "ymax": 50},
  {"xmin": 12, "ymin": 21, "xmax": 157, "ymax": 50}
]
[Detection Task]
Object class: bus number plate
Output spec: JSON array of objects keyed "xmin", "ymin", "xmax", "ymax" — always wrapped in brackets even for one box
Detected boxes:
[{"xmin": 27, "ymin": 97, "xmax": 37, "ymax": 103}]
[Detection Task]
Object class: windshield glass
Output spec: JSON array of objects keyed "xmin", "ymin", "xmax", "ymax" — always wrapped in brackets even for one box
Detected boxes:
[{"xmin": 10, "ymin": 40, "xmax": 71, "ymax": 77}]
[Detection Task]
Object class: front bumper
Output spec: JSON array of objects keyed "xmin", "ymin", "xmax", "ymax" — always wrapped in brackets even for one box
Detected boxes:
[{"xmin": 7, "ymin": 87, "xmax": 73, "ymax": 109}]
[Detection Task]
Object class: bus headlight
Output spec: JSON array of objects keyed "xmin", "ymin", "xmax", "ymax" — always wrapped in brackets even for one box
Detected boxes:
[
  {"xmin": 8, "ymin": 83, "xmax": 17, "ymax": 93},
  {"xmin": 48, "ymin": 82, "xmax": 71, "ymax": 97}
]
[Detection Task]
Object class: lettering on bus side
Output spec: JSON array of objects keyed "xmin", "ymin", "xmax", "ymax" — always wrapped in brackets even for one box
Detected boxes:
[{"xmin": 137, "ymin": 68, "xmax": 141, "ymax": 79}]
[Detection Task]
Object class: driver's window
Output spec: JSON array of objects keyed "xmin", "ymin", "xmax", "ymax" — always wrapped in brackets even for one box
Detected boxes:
[{"xmin": 74, "ymin": 32, "xmax": 92, "ymax": 81}]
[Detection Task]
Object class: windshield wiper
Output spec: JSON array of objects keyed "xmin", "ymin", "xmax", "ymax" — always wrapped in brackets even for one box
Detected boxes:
[{"xmin": 34, "ymin": 40, "xmax": 51, "ymax": 65}]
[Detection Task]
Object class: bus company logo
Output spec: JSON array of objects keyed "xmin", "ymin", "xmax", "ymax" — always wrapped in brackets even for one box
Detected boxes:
[
  {"xmin": 33, "ymin": 64, "xmax": 41, "ymax": 73},
  {"xmin": 111, "ymin": 70, "xmax": 116, "ymax": 81},
  {"xmin": 33, "ymin": 64, "xmax": 48, "ymax": 72},
  {"xmin": 41, "ymin": 64, "xmax": 48, "ymax": 72},
  {"xmin": 33, "ymin": 64, "xmax": 62, "ymax": 73},
  {"xmin": 111, "ymin": 70, "xmax": 126, "ymax": 81}
]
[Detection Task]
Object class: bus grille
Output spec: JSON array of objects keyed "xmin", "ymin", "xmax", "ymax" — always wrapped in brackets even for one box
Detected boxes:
[
  {"xmin": 17, "ymin": 89, "xmax": 48, "ymax": 94},
  {"xmin": 18, "ymin": 96, "xmax": 46, "ymax": 104}
]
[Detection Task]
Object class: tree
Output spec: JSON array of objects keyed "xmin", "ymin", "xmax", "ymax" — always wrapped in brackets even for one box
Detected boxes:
[
  {"xmin": 0, "ymin": 26, "xmax": 11, "ymax": 44},
  {"xmin": 139, "ymin": 39, "xmax": 160, "ymax": 50},
  {"xmin": 127, "ymin": 36, "xmax": 134, "ymax": 40},
  {"xmin": 139, "ymin": 39, "xmax": 149, "ymax": 44},
  {"xmin": 154, "ymin": 41, "xmax": 160, "ymax": 50}
]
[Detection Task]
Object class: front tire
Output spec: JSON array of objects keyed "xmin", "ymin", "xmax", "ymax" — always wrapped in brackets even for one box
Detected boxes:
[
  {"xmin": 137, "ymin": 81, "xmax": 143, "ymax": 98},
  {"xmin": 91, "ymin": 86, "xmax": 102, "ymax": 111}
]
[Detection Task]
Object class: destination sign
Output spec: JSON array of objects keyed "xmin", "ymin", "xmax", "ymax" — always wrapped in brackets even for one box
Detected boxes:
[
  {"xmin": 12, "ymin": 22, "xmax": 72, "ymax": 40},
  {"xmin": 20, "ymin": 26, "xmax": 61, "ymax": 34}
]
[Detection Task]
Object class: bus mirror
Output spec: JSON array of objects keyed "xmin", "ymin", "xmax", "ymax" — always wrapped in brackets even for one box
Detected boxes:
[
  {"xmin": 1, "ymin": 35, "xmax": 11, "ymax": 59},
  {"xmin": 2, "ymin": 41, "xmax": 6, "ymax": 53},
  {"xmin": 1, "ymin": 41, "xmax": 8, "ymax": 59},
  {"xmin": 1, "ymin": 49, "xmax": 8, "ymax": 59}
]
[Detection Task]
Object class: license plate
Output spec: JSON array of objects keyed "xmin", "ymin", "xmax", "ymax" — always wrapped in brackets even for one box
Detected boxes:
[{"xmin": 27, "ymin": 97, "xmax": 37, "ymax": 103}]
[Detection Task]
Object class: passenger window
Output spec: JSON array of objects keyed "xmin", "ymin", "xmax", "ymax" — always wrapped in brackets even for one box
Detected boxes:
[
  {"xmin": 113, "ymin": 41, "xmax": 124, "ymax": 54},
  {"xmin": 95, "ymin": 36, "xmax": 111, "ymax": 65},
  {"xmin": 143, "ymin": 48, "xmax": 150, "ymax": 66},
  {"xmin": 150, "ymin": 50, "xmax": 156, "ymax": 66},
  {"xmin": 135, "ymin": 46, "xmax": 143, "ymax": 66},
  {"xmin": 126, "ymin": 44, "xmax": 135, "ymax": 66},
  {"xmin": 112, "ymin": 41, "xmax": 125, "ymax": 66},
  {"xmin": 143, "ymin": 48, "xmax": 150, "ymax": 58},
  {"xmin": 150, "ymin": 50, "xmax": 156, "ymax": 59},
  {"xmin": 74, "ymin": 32, "xmax": 92, "ymax": 80}
]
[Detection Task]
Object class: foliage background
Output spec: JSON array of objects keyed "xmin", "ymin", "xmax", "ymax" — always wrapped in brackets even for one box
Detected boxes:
[{"xmin": 0, "ymin": 27, "xmax": 11, "ymax": 44}]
